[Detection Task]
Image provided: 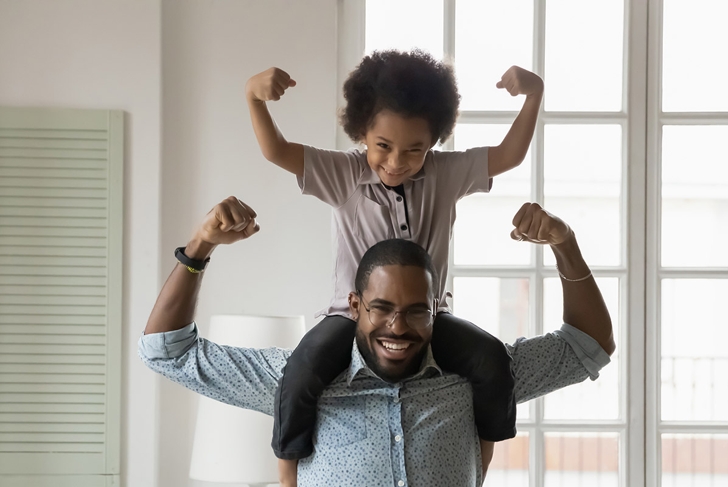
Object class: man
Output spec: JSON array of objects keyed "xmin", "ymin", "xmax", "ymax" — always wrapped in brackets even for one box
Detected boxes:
[{"xmin": 140, "ymin": 196, "xmax": 614, "ymax": 487}]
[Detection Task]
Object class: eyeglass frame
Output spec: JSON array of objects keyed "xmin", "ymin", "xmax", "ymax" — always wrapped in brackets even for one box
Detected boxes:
[{"xmin": 355, "ymin": 291, "xmax": 437, "ymax": 329}]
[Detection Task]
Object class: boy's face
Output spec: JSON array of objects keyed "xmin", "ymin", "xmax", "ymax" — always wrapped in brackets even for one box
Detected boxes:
[{"xmin": 363, "ymin": 110, "xmax": 435, "ymax": 187}]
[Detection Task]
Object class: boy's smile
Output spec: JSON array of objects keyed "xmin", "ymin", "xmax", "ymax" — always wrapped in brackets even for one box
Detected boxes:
[{"xmin": 363, "ymin": 110, "xmax": 435, "ymax": 187}]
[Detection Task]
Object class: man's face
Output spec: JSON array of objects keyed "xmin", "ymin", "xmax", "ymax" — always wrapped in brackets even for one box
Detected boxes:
[{"xmin": 349, "ymin": 265, "xmax": 435, "ymax": 383}]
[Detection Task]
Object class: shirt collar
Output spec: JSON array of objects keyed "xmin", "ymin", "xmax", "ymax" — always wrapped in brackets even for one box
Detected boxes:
[
  {"xmin": 357, "ymin": 150, "xmax": 430, "ymax": 186},
  {"xmin": 346, "ymin": 338, "xmax": 443, "ymax": 386}
]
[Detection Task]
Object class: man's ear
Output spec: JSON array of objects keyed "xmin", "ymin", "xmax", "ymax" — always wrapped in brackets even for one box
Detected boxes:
[{"xmin": 348, "ymin": 292, "xmax": 360, "ymax": 320}]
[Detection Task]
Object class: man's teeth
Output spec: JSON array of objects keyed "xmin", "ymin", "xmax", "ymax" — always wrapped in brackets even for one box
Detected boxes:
[{"xmin": 381, "ymin": 341, "xmax": 409, "ymax": 351}]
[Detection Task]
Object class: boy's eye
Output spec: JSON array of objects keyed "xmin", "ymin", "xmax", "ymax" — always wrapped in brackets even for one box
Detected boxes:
[{"xmin": 376, "ymin": 143, "xmax": 389, "ymax": 149}]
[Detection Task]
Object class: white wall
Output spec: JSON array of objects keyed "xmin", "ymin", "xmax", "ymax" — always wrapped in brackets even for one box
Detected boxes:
[
  {"xmin": 0, "ymin": 1, "xmax": 162, "ymax": 486},
  {"xmin": 0, "ymin": 1, "xmax": 338, "ymax": 485},
  {"xmin": 160, "ymin": 1, "xmax": 338, "ymax": 486}
]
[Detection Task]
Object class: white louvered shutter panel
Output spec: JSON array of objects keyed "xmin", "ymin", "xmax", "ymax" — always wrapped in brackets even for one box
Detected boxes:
[{"xmin": 0, "ymin": 107, "xmax": 122, "ymax": 487}]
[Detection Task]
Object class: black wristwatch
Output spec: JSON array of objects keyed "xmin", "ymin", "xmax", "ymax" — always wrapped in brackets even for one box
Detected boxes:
[{"xmin": 174, "ymin": 246, "xmax": 210, "ymax": 273}]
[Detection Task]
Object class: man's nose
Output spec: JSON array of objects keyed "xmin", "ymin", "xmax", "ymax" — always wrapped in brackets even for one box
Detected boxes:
[{"xmin": 388, "ymin": 312, "xmax": 411, "ymax": 335}]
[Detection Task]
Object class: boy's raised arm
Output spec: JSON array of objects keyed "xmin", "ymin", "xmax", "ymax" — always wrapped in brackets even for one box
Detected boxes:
[
  {"xmin": 246, "ymin": 67, "xmax": 304, "ymax": 178},
  {"xmin": 487, "ymin": 66, "xmax": 544, "ymax": 178}
]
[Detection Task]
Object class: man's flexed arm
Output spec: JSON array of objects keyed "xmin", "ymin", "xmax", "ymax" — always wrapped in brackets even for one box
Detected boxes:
[
  {"xmin": 144, "ymin": 196, "xmax": 260, "ymax": 335},
  {"xmin": 511, "ymin": 203, "xmax": 616, "ymax": 355},
  {"xmin": 246, "ymin": 68, "xmax": 304, "ymax": 177}
]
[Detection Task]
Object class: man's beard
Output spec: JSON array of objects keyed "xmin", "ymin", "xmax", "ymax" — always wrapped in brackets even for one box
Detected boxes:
[{"xmin": 355, "ymin": 327, "xmax": 429, "ymax": 383}]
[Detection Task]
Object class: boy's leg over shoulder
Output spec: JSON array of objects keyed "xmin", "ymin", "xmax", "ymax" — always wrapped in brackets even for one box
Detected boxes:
[
  {"xmin": 431, "ymin": 312, "xmax": 517, "ymax": 441},
  {"xmin": 272, "ymin": 314, "xmax": 357, "ymax": 459}
]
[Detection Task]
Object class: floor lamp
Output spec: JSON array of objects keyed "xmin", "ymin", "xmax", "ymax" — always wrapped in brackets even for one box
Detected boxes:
[{"xmin": 189, "ymin": 315, "xmax": 306, "ymax": 487}]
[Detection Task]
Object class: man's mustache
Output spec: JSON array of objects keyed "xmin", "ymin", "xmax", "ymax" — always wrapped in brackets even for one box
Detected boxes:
[{"xmin": 369, "ymin": 329, "xmax": 423, "ymax": 343}]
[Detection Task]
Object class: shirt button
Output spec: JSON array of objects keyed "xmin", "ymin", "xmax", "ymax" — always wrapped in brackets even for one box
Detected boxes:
[
  {"xmin": 396, "ymin": 196, "xmax": 403, "ymax": 202},
  {"xmin": 395, "ymin": 435, "xmax": 402, "ymax": 442},
  {"xmin": 398, "ymin": 481, "xmax": 405, "ymax": 487},
  {"xmin": 400, "ymin": 224, "xmax": 408, "ymax": 231},
  {"xmin": 393, "ymin": 397, "xmax": 400, "ymax": 403}
]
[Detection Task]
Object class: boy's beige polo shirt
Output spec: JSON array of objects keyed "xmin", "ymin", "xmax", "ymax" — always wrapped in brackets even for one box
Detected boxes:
[{"xmin": 298, "ymin": 144, "xmax": 492, "ymax": 319}]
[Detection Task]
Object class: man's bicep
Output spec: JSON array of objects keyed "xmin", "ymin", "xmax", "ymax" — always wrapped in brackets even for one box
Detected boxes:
[
  {"xmin": 141, "ymin": 338, "xmax": 288, "ymax": 416},
  {"xmin": 509, "ymin": 333, "xmax": 592, "ymax": 404}
]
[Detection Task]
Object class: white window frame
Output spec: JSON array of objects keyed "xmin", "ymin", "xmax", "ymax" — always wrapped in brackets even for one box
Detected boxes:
[
  {"xmin": 337, "ymin": 1, "xmax": 727, "ymax": 486},
  {"xmin": 645, "ymin": 1, "xmax": 728, "ymax": 486}
]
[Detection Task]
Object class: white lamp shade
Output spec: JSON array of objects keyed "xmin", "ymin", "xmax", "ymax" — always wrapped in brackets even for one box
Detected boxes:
[{"xmin": 189, "ymin": 315, "xmax": 306, "ymax": 484}]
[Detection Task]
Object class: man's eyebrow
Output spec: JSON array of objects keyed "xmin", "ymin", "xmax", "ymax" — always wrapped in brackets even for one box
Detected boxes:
[{"xmin": 368, "ymin": 298, "xmax": 430, "ymax": 309}]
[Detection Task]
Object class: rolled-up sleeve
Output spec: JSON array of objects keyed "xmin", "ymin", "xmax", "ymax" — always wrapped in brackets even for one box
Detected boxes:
[
  {"xmin": 138, "ymin": 322, "xmax": 292, "ymax": 416},
  {"xmin": 509, "ymin": 323, "xmax": 611, "ymax": 404}
]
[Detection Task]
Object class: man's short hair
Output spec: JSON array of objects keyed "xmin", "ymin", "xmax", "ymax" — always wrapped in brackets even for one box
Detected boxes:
[{"xmin": 355, "ymin": 239, "xmax": 438, "ymax": 293}]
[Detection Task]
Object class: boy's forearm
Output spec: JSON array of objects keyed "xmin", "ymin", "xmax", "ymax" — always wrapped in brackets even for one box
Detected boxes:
[
  {"xmin": 551, "ymin": 235, "xmax": 616, "ymax": 355},
  {"xmin": 246, "ymin": 96, "xmax": 304, "ymax": 176},
  {"xmin": 489, "ymin": 92, "xmax": 542, "ymax": 177}
]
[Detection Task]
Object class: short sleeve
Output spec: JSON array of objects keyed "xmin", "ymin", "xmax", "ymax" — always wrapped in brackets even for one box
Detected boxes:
[
  {"xmin": 298, "ymin": 145, "xmax": 369, "ymax": 208},
  {"xmin": 434, "ymin": 146, "xmax": 492, "ymax": 199}
]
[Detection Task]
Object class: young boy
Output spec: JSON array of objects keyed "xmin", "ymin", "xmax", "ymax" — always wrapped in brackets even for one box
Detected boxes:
[{"xmin": 245, "ymin": 49, "xmax": 543, "ymax": 485}]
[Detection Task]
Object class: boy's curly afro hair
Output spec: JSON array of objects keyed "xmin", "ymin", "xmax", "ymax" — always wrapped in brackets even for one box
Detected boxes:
[{"xmin": 340, "ymin": 49, "xmax": 460, "ymax": 145}]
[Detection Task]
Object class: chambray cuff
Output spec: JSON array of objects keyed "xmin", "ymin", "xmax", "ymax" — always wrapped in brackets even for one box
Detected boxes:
[
  {"xmin": 137, "ymin": 322, "xmax": 198, "ymax": 359},
  {"xmin": 554, "ymin": 323, "xmax": 611, "ymax": 380}
]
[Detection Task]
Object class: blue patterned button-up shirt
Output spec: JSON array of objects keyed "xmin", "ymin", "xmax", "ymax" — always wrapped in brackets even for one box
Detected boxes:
[{"xmin": 139, "ymin": 322, "xmax": 610, "ymax": 487}]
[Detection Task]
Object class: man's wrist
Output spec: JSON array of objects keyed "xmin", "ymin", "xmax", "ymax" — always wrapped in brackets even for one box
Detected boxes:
[
  {"xmin": 185, "ymin": 238, "xmax": 217, "ymax": 261},
  {"xmin": 550, "ymin": 232, "xmax": 590, "ymax": 279}
]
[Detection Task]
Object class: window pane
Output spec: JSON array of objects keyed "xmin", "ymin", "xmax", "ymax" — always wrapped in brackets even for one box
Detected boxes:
[
  {"xmin": 544, "ymin": 0, "xmax": 624, "ymax": 111},
  {"xmin": 454, "ymin": 124, "xmax": 531, "ymax": 266},
  {"xmin": 453, "ymin": 277, "xmax": 529, "ymax": 419},
  {"xmin": 488, "ymin": 433, "xmax": 529, "ymax": 487},
  {"xmin": 544, "ymin": 433, "xmax": 620, "ymax": 487},
  {"xmin": 662, "ymin": 0, "xmax": 728, "ymax": 112},
  {"xmin": 661, "ymin": 126, "xmax": 728, "ymax": 267},
  {"xmin": 365, "ymin": 0, "xmax": 443, "ymax": 58},
  {"xmin": 544, "ymin": 278, "xmax": 620, "ymax": 420},
  {"xmin": 455, "ymin": 0, "xmax": 533, "ymax": 111},
  {"xmin": 544, "ymin": 125, "xmax": 622, "ymax": 267},
  {"xmin": 661, "ymin": 279, "xmax": 728, "ymax": 421},
  {"xmin": 662, "ymin": 435, "xmax": 728, "ymax": 487}
]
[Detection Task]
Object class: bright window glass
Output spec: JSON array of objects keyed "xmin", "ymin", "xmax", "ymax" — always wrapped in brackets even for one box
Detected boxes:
[
  {"xmin": 453, "ymin": 124, "xmax": 532, "ymax": 266},
  {"xmin": 661, "ymin": 279, "xmax": 728, "ymax": 421},
  {"xmin": 544, "ymin": 433, "xmax": 620, "ymax": 487},
  {"xmin": 661, "ymin": 434, "xmax": 728, "ymax": 486},
  {"xmin": 452, "ymin": 276, "xmax": 530, "ymax": 420},
  {"xmin": 662, "ymin": 0, "xmax": 728, "ymax": 112},
  {"xmin": 489, "ymin": 433, "xmax": 530, "ymax": 487},
  {"xmin": 661, "ymin": 126, "xmax": 728, "ymax": 268},
  {"xmin": 544, "ymin": 0, "xmax": 624, "ymax": 112},
  {"xmin": 455, "ymin": 0, "xmax": 533, "ymax": 111},
  {"xmin": 544, "ymin": 124, "xmax": 622, "ymax": 267}
]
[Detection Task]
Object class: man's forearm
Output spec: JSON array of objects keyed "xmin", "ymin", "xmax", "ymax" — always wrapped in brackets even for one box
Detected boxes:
[
  {"xmin": 489, "ymin": 93, "xmax": 542, "ymax": 177},
  {"xmin": 144, "ymin": 239, "xmax": 216, "ymax": 335},
  {"xmin": 551, "ymin": 235, "xmax": 616, "ymax": 355}
]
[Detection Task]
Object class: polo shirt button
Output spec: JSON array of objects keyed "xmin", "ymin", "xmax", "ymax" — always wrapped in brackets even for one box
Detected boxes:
[
  {"xmin": 398, "ymin": 481, "xmax": 404, "ymax": 487},
  {"xmin": 396, "ymin": 196, "xmax": 403, "ymax": 202},
  {"xmin": 395, "ymin": 435, "xmax": 402, "ymax": 442},
  {"xmin": 400, "ymin": 224, "xmax": 408, "ymax": 231}
]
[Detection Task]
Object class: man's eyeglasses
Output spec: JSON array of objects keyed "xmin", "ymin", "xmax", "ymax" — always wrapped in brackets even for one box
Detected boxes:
[{"xmin": 357, "ymin": 293, "xmax": 435, "ymax": 329}]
